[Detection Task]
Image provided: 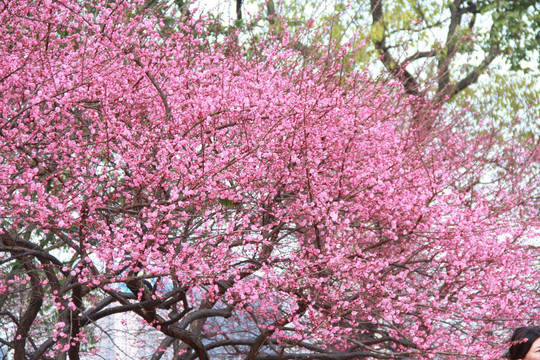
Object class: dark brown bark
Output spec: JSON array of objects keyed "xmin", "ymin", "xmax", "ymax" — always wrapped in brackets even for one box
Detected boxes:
[
  {"xmin": 1, "ymin": 231, "xmax": 44, "ymax": 360},
  {"xmin": 13, "ymin": 257, "xmax": 43, "ymax": 360},
  {"xmin": 370, "ymin": 0, "xmax": 420, "ymax": 96},
  {"xmin": 67, "ymin": 282, "xmax": 82, "ymax": 360},
  {"xmin": 236, "ymin": 0, "xmax": 243, "ymax": 20}
]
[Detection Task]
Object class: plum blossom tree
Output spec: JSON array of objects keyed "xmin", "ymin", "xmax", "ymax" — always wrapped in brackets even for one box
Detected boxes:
[{"xmin": 0, "ymin": 1, "xmax": 538, "ymax": 360}]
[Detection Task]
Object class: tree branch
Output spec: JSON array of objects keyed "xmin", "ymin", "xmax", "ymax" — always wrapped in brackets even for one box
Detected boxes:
[
  {"xmin": 13, "ymin": 258, "xmax": 43, "ymax": 360},
  {"xmin": 175, "ymin": 308, "xmax": 232, "ymax": 329},
  {"xmin": 438, "ymin": 23, "xmax": 500, "ymax": 101},
  {"xmin": 449, "ymin": 36, "xmax": 499, "ymax": 98},
  {"xmin": 370, "ymin": 0, "xmax": 420, "ymax": 95},
  {"xmin": 236, "ymin": 0, "xmax": 243, "ymax": 20},
  {"xmin": 403, "ymin": 50, "xmax": 437, "ymax": 64},
  {"xmin": 130, "ymin": 55, "xmax": 172, "ymax": 122},
  {"xmin": 0, "ymin": 231, "xmax": 63, "ymax": 268},
  {"xmin": 150, "ymin": 336, "xmax": 176, "ymax": 360}
]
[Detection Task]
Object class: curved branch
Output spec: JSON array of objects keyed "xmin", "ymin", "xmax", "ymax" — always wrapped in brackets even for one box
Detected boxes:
[
  {"xmin": 403, "ymin": 50, "xmax": 436, "ymax": 64},
  {"xmin": 81, "ymin": 298, "xmax": 162, "ymax": 325},
  {"xmin": 99, "ymin": 287, "xmax": 210, "ymax": 360},
  {"xmin": 449, "ymin": 43, "xmax": 498, "ymax": 98},
  {"xmin": 0, "ymin": 231, "xmax": 63, "ymax": 268},
  {"xmin": 246, "ymin": 329, "xmax": 274, "ymax": 360},
  {"xmin": 13, "ymin": 258, "xmax": 43, "ymax": 360},
  {"xmin": 30, "ymin": 331, "xmax": 65, "ymax": 360},
  {"xmin": 176, "ymin": 308, "xmax": 232, "ymax": 329},
  {"xmin": 437, "ymin": 23, "xmax": 500, "ymax": 101},
  {"xmin": 246, "ymin": 298, "xmax": 308, "ymax": 360},
  {"xmin": 437, "ymin": 0, "xmax": 464, "ymax": 94},
  {"xmin": 369, "ymin": 0, "xmax": 420, "ymax": 95},
  {"xmin": 0, "ymin": 247, "xmax": 62, "ymax": 267}
]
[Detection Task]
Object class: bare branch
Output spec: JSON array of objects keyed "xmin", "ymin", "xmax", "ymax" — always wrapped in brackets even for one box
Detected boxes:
[{"xmin": 450, "ymin": 41, "xmax": 499, "ymax": 98}]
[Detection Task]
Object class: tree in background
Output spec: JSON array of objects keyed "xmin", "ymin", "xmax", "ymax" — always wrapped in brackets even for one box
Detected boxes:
[
  {"xmin": 0, "ymin": 1, "xmax": 538, "ymax": 360},
  {"xmin": 236, "ymin": 0, "xmax": 538, "ymax": 95},
  {"xmin": 232, "ymin": 0, "xmax": 539, "ymax": 141}
]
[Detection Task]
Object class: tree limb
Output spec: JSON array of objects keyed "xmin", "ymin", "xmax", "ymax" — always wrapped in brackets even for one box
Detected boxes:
[
  {"xmin": 370, "ymin": 0, "xmax": 420, "ymax": 95},
  {"xmin": 13, "ymin": 258, "xmax": 43, "ymax": 360},
  {"xmin": 236, "ymin": 0, "xmax": 243, "ymax": 20},
  {"xmin": 150, "ymin": 336, "xmax": 176, "ymax": 360}
]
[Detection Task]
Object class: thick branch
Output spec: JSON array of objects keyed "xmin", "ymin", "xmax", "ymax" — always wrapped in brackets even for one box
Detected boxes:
[
  {"xmin": 100, "ymin": 286, "xmax": 210, "ymax": 360},
  {"xmin": 438, "ymin": 23, "xmax": 500, "ymax": 101},
  {"xmin": 0, "ymin": 231, "xmax": 63, "ymax": 268},
  {"xmin": 449, "ymin": 39, "xmax": 499, "ymax": 98},
  {"xmin": 13, "ymin": 258, "xmax": 43, "ymax": 360},
  {"xmin": 236, "ymin": 0, "xmax": 242, "ymax": 20},
  {"xmin": 81, "ymin": 295, "xmax": 170, "ymax": 325},
  {"xmin": 266, "ymin": 0, "xmax": 276, "ymax": 24},
  {"xmin": 150, "ymin": 337, "xmax": 175, "ymax": 360},
  {"xmin": 370, "ymin": 0, "xmax": 420, "ymax": 95},
  {"xmin": 176, "ymin": 308, "xmax": 232, "ymax": 329},
  {"xmin": 68, "ymin": 284, "xmax": 82, "ymax": 360},
  {"xmin": 246, "ymin": 329, "xmax": 274, "ymax": 360},
  {"xmin": 437, "ymin": 0, "xmax": 463, "ymax": 93},
  {"xmin": 246, "ymin": 298, "xmax": 307, "ymax": 360},
  {"xmin": 159, "ymin": 326, "xmax": 209, "ymax": 360},
  {"xmin": 404, "ymin": 50, "xmax": 436, "ymax": 64},
  {"xmin": 0, "ymin": 247, "xmax": 62, "ymax": 266}
]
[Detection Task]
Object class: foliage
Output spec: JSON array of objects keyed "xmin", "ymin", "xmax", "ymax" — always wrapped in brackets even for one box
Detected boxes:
[
  {"xmin": 0, "ymin": 1, "xmax": 538, "ymax": 360},
  {"xmin": 237, "ymin": 0, "xmax": 539, "ymax": 110}
]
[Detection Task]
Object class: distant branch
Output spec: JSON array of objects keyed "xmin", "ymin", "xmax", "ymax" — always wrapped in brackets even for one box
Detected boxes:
[
  {"xmin": 438, "ymin": 23, "xmax": 500, "ymax": 101},
  {"xmin": 370, "ymin": 0, "xmax": 420, "ymax": 95},
  {"xmin": 236, "ymin": 0, "xmax": 243, "ymax": 20},
  {"xmin": 131, "ymin": 54, "xmax": 172, "ymax": 122},
  {"xmin": 451, "ymin": 36, "xmax": 499, "ymax": 97}
]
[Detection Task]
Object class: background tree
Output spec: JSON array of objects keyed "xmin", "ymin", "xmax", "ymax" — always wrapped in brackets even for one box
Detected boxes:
[
  {"xmin": 235, "ymin": 0, "xmax": 538, "ymax": 95},
  {"xmin": 230, "ymin": 0, "xmax": 539, "ymax": 140},
  {"xmin": 0, "ymin": 1, "xmax": 538, "ymax": 360}
]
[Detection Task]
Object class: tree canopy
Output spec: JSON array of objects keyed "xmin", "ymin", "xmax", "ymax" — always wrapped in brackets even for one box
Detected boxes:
[{"xmin": 0, "ymin": 1, "xmax": 538, "ymax": 360}]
